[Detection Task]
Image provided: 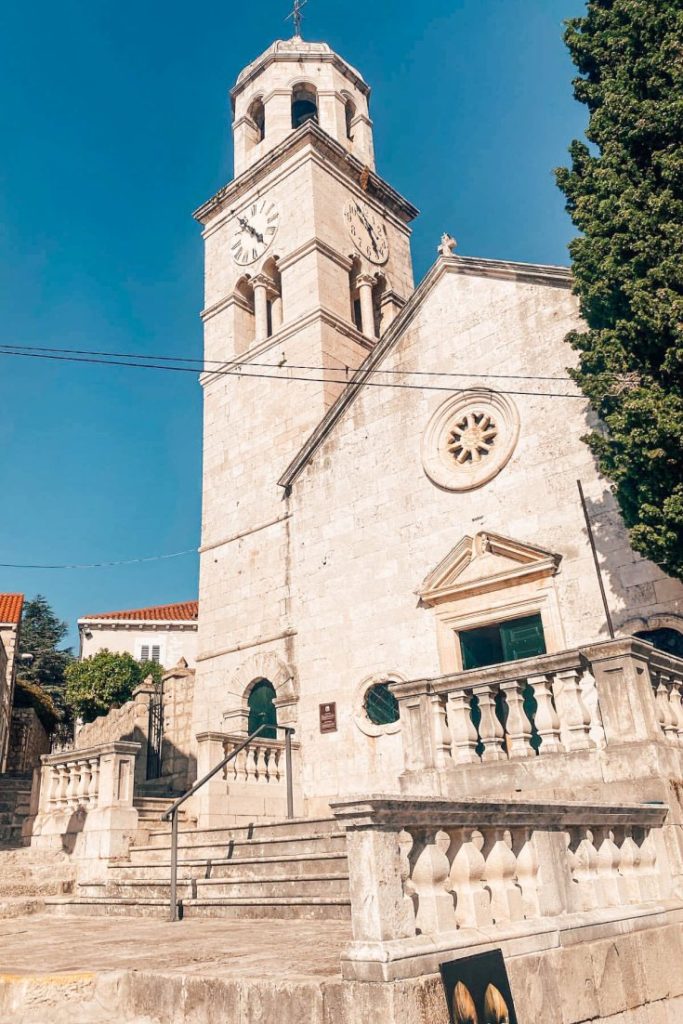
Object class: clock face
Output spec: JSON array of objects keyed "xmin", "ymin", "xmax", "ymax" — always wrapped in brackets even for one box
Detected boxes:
[
  {"xmin": 344, "ymin": 199, "xmax": 389, "ymax": 265},
  {"xmin": 231, "ymin": 200, "xmax": 280, "ymax": 266}
]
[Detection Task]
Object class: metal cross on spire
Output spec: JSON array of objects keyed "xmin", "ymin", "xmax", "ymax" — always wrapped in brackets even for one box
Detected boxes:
[{"xmin": 286, "ymin": 0, "xmax": 307, "ymax": 38}]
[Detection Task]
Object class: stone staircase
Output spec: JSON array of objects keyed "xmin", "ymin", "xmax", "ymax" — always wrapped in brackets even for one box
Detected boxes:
[
  {"xmin": 46, "ymin": 816, "xmax": 351, "ymax": 921},
  {"xmin": 0, "ymin": 772, "xmax": 32, "ymax": 847}
]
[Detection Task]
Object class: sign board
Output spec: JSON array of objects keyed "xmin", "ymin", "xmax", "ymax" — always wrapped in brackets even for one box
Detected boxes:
[
  {"xmin": 440, "ymin": 949, "xmax": 518, "ymax": 1024},
  {"xmin": 319, "ymin": 702, "xmax": 337, "ymax": 734}
]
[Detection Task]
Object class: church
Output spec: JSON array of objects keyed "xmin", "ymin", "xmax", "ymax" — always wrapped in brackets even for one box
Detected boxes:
[
  {"xmin": 21, "ymin": 29, "xmax": 683, "ymax": 1022},
  {"xmin": 190, "ymin": 32, "xmax": 682, "ymax": 817}
]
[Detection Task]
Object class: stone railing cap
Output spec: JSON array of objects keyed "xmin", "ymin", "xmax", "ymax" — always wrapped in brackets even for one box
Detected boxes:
[
  {"xmin": 329, "ymin": 794, "xmax": 668, "ymax": 830},
  {"xmin": 41, "ymin": 740, "xmax": 141, "ymax": 765}
]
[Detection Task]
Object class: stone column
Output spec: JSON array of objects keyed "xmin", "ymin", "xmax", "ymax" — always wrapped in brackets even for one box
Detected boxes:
[
  {"xmin": 270, "ymin": 294, "xmax": 283, "ymax": 332},
  {"xmin": 357, "ymin": 274, "xmax": 376, "ymax": 340},
  {"xmin": 252, "ymin": 275, "xmax": 269, "ymax": 342}
]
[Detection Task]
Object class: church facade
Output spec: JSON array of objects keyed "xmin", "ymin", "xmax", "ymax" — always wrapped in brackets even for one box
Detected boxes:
[{"xmin": 191, "ymin": 36, "xmax": 683, "ymax": 820}]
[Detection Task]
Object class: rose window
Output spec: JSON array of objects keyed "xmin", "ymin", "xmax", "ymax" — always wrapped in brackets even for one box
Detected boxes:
[
  {"xmin": 421, "ymin": 390, "xmax": 519, "ymax": 492},
  {"xmin": 447, "ymin": 412, "xmax": 498, "ymax": 464}
]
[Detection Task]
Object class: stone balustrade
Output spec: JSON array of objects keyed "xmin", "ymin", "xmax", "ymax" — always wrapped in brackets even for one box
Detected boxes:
[
  {"xmin": 29, "ymin": 741, "xmax": 140, "ymax": 867},
  {"xmin": 222, "ymin": 733, "xmax": 288, "ymax": 786},
  {"xmin": 195, "ymin": 730, "xmax": 301, "ymax": 827},
  {"xmin": 392, "ymin": 638, "xmax": 683, "ymax": 798},
  {"xmin": 331, "ymin": 794, "xmax": 673, "ymax": 982}
]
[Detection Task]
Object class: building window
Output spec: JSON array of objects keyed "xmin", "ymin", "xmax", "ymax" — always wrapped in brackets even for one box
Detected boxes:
[
  {"xmin": 459, "ymin": 614, "xmax": 546, "ymax": 671},
  {"xmin": 248, "ymin": 97, "xmax": 265, "ymax": 142},
  {"xmin": 247, "ymin": 678, "xmax": 277, "ymax": 739},
  {"xmin": 364, "ymin": 682, "xmax": 400, "ymax": 726},
  {"xmin": 344, "ymin": 96, "xmax": 356, "ymax": 139},
  {"xmin": 140, "ymin": 644, "xmax": 161, "ymax": 664},
  {"xmin": 292, "ymin": 84, "xmax": 318, "ymax": 129}
]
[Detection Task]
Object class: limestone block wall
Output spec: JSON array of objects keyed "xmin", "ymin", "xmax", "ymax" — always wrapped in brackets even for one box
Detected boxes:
[
  {"xmin": 284, "ymin": 264, "xmax": 683, "ymax": 810},
  {"xmin": 7, "ymin": 707, "xmax": 50, "ymax": 773},
  {"xmin": 0, "ymin": 624, "xmax": 19, "ymax": 772},
  {"xmin": 159, "ymin": 666, "xmax": 195, "ymax": 790},
  {"xmin": 75, "ymin": 689, "xmax": 150, "ymax": 785}
]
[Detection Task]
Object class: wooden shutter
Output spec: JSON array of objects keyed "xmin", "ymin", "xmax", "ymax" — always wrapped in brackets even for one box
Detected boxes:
[
  {"xmin": 140, "ymin": 645, "xmax": 150, "ymax": 661},
  {"xmin": 500, "ymin": 614, "xmax": 546, "ymax": 662}
]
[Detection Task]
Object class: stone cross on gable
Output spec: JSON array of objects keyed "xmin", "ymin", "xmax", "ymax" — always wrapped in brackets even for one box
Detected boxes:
[{"xmin": 286, "ymin": 0, "xmax": 307, "ymax": 37}]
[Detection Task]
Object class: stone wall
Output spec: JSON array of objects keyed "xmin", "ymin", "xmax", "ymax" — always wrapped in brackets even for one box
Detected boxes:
[
  {"xmin": 73, "ymin": 663, "xmax": 195, "ymax": 791},
  {"xmin": 7, "ymin": 707, "xmax": 50, "ymax": 773}
]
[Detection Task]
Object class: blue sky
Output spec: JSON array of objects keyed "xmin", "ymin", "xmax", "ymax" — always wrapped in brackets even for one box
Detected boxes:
[{"xmin": 0, "ymin": 0, "xmax": 585, "ymax": 648}]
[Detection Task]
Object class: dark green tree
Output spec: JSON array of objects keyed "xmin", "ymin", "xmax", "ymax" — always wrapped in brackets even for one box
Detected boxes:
[
  {"xmin": 16, "ymin": 595, "xmax": 73, "ymax": 712},
  {"xmin": 556, "ymin": 0, "xmax": 683, "ymax": 579},
  {"xmin": 65, "ymin": 650, "xmax": 164, "ymax": 724}
]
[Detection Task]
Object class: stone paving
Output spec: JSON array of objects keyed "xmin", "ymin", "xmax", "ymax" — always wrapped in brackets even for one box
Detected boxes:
[
  {"xmin": 0, "ymin": 914, "xmax": 354, "ymax": 1023},
  {"xmin": 0, "ymin": 913, "xmax": 349, "ymax": 980}
]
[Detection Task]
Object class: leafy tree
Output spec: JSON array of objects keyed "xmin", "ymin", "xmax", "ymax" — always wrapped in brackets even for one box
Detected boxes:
[
  {"xmin": 13, "ymin": 678, "xmax": 59, "ymax": 732},
  {"xmin": 65, "ymin": 650, "xmax": 164, "ymax": 723},
  {"xmin": 556, "ymin": 0, "xmax": 683, "ymax": 579},
  {"xmin": 16, "ymin": 595, "xmax": 73, "ymax": 712}
]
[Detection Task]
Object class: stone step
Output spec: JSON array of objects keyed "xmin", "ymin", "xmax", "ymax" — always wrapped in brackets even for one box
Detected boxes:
[
  {"xmin": 129, "ymin": 831, "xmax": 346, "ymax": 864},
  {"xmin": 108, "ymin": 851, "xmax": 348, "ymax": 881},
  {"xmin": 79, "ymin": 873, "xmax": 349, "ymax": 900},
  {"xmin": 45, "ymin": 894, "xmax": 351, "ymax": 920},
  {"xmin": 141, "ymin": 815, "xmax": 338, "ymax": 848}
]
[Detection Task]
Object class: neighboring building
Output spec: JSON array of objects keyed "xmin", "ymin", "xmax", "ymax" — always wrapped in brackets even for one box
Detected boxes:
[
  {"xmin": 0, "ymin": 593, "xmax": 24, "ymax": 772},
  {"xmin": 78, "ymin": 601, "xmax": 198, "ymax": 669},
  {"xmin": 190, "ymin": 35, "xmax": 683, "ymax": 811}
]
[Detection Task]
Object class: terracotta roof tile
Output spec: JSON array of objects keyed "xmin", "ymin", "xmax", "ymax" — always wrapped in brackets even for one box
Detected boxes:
[
  {"xmin": 82, "ymin": 601, "xmax": 198, "ymax": 623},
  {"xmin": 0, "ymin": 593, "xmax": 24, "ymax": 625}
]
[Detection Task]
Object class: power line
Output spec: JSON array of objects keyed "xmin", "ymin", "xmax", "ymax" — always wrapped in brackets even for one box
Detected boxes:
[
  {"xmin": 0, "ymin": 347, "xmax": 586, "ymax": 400},
  {"xmin": 0, "ymin": 548, "xmax": 197, "ymax": 570},
  {"xmin": 0, "ymin": 341, "xmax": 629, "ymax": 384}
]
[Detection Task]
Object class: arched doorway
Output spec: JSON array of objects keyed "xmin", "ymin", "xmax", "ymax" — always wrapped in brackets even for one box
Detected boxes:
[
  {"xmin": 635, "ymin": 627, "xmax": 683, "ymax": 658},
  {"xmin": 247, "ymin": 678, "xmax": 277, "ymax": 739}
]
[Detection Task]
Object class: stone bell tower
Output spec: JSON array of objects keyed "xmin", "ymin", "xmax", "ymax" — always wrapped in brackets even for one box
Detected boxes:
[{"xmin": 192, "ymin": 35, "xmax": 418, "ymax": 743}]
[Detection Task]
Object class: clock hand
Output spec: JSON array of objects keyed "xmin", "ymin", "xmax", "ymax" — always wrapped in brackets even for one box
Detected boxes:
[
  {"xmin": 237, "ymin": 216, "xmax": 264, "ymax": 245},
  {"xmin": 356, "ymin": 208, "xmax": 381, "ymax": 255}
]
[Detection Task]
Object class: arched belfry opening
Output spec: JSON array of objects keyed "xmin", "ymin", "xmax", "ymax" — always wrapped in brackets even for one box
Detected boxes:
[
  {"xmin": 248, "ymin": 96, "xmax": 265, "ymax": 142},
  {"xmin": 292, "ymin": 84, "xmax": 318, "ymax": 129},
  {"xmin": 342, "ymin": 93, "xmax": 356, "ymax": 140},
  {"xmin": 247, "ymin": 678, "xmax": 277, "ymax": 739}
]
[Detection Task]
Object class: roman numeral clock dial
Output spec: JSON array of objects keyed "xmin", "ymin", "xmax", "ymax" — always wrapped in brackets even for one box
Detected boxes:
[
  {"xmin": 231, "ymin": 201, "xmax": 280, "ymax": 266},
  {"xmin": 344, "ymin": 200, "xmax": 389, "ymax": 265}
]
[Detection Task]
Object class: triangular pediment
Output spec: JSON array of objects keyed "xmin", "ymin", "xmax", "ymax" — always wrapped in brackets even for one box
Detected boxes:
[{"xmin": 419, "ymin": 532, "xmax": 561, "ymax": 605}]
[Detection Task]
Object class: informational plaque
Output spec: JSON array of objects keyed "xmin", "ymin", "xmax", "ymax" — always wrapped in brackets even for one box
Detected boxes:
[
  {"xmin": 319, "ymin": 702, "xmax": 337, "ymax": 734},
  {"xmin": 439, "ymin": 949, "xmax": 518, "ymax": 1024}
]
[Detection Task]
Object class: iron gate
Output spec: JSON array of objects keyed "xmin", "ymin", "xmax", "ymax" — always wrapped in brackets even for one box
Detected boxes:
[{"xmin": 146, "ymin": 679, "xmax": 163, "ymax": 780}]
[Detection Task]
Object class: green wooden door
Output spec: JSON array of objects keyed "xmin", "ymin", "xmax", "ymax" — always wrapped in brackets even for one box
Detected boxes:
[
  {"xmin": 247, "ymin": 679, "xmax": 277, "ymax": 739},
  {"xmin": 500, "ymin": 614, "xmax": 546, "ymax": 661}
]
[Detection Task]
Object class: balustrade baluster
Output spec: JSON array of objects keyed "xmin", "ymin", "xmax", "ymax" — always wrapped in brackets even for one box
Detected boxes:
[
  {"xmin": 654, "ymin": 677, "xmax": 677, "ymax": 740},
  {"xmin": 514, "ymin": 829, "xmax": 540, "ymax": 919},
  {"xmin": 618, "ymin": 829, "xmax": 643, "ymax": 904},
  {"xmin": 554, "ymin": 667, "xmax": 594, "ymax": 751},
  {"xmin": 247, "ymin": 743, "xmax": 260, "ymax": 781},
  {"xmin": 666, "ymin": 677, "xmax": 683, "ymax": 745},
  {"xmin": 76, "ymin": 760, "xmax": 91, "ymax": 806},
  {"xmin": 87, "ymin": 757, "xmax": 100, "ymax": 806},
  {"xmin": 526, "ymin": 674, "xmax": 564, "ymax": 754},
  {"xmin": 410, "ymin": 830, "xmax": 458, "ymax": 934},
  {"xmin": 472, "ymin": 684, "xmax": 504, "ymax": 762},
  {"xmin": 67, "ymin": 762, "xmax": 81, "ymax": 809},
  {"xmin": 47, "ymin": 766, "xmax": 61, "ymax": 808},
  {"xmin": 635, "ymin": 829, "xmax": 660, "ymax": 901},
  {"xmin": 56, "ymin": 765, "xmax": 70, "ymax": 809},
  {"xmin": 446, "ymin": 691, "xmax": 479, "ymax": 764},
  {"xmin": 448, "ymin": 828, "xmax": 492, "ymax": 928},
  {"xmin": 596, "ymin": 828, "xmax": 625, "ymax": 906},
  {"xmin": 482, "ymin": 829, "xmax": 523, "ymax": 923},
  {"xmin": 568, "ymin": 827, "xmax": 600, "ymax": 911},
  {"xmin": 430, "ymin": 694, "xmax": 452, "ymax": 768},
  {"xmin": 499, "ymin": 679, "xmax": 532, "ymax": 758}
]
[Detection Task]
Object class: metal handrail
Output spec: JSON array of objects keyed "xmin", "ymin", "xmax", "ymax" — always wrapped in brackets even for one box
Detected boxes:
[{"xmin": 161, "ymin": 723, "xmax": 295, "ymax": 922}]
